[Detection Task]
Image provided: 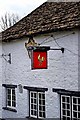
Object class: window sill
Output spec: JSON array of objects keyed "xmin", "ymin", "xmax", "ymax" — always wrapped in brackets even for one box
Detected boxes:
[
  {"xmin": 26, "ymin": 116, "xmax": 44, "ymax": 120},
  {"xmin": 2, "ymin": 107, "xmax": 17, "ymax": 112}
]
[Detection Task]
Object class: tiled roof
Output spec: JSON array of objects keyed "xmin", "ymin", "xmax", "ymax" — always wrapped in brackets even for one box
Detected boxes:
[{"xmin": 2, "ymin": 2, "xmax": 80, "ymax": 41}]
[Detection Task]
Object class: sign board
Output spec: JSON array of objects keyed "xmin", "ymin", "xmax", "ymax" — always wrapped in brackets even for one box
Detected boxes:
[
  {"xmin": 31, "ymin": 51, "xmax": 47, "ymax": 69},
  {"xmin": 31, "ymin": 46, "xmax": 50, "ymax": 69}
]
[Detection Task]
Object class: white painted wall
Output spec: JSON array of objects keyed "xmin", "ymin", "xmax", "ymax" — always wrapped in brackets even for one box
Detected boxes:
[
  {"xmin": 78, "ymin": 29, "xmax": 80, "ymax": 90},
  {"xmin": 0, "ymin": 33, "xmax": 2, "ymax": 118},
  {"xmin": 2, "ymin": 29, "xmax": 79, "ymax": 118}
]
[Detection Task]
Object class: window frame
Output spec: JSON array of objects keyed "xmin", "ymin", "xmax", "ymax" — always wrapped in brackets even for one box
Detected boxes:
[
  {"xmin": 6, "ymin": 87, "xmax": 16, "ymax": 109},
  {"xmin": 61, "ymin": 95, "xmax": 71, "ymax": 120},
  {"xmin": 2, "ymin": 84, "xmax": 17, "ymax": 112},
  {"xmin": 30, "ymin": 91, "xmax": 37, "ymax": 118},
  {"xmin": 30, "ymin": 91, "xmax": 46, "ymax": 119},
  {"xmin": 61, "ymin": 95, "xmax": 80, "ymax": 120},
  {"xmin": 72, "ymin": 96, "xmax": 80, "ymax": 119},
  {"xmin": 38, "ymin": 92, "xmax": 45, "ymax": 119},
  {"xmin": 52, "ymin": 88, "xmax": 80, "ymax": 120},
  {"xmin": 24, "ymin": 86, "xmax": 48, "ymax": 118}
]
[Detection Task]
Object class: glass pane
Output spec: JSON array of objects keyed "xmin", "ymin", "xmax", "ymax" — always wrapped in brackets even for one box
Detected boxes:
[
  {"xmin": 67, "ymin": 117, "xmax": 70, "ymax": 120},
  {"xmin": 73, "ymin": 98, "xmax": 77, "ymax": 104},
  {"xmin": 43, "ymin": 100, "xmax": 45, "ymax": 105},
  {"xmin": 67, "ymin": 104, "xmax": 70, "ymax": 109},
  {"xmin": 78, "ymin": 112, "xmax": 80, "ymax": 118},
  {"xmin": 63, "ymin": 110, "xmax": 66, "ymax": 115},
  {"xmin": 31, "ymin": 110, "xmax": 33, "ymax": 115},
  {"xmin": 34, "ymin": 105, "xmax": 37, "ymax": 110},
  {"xmin": 31, "ymin": 93, "xmax": 33, "ymax": 97},
  {"xmin": 31, "ymin": 99, "xmax": 33, "ymax": 103},
  {"xmin": 8, "ymin": 95, "xmax": 11, "ymax": 100},
  {"xmin": 39, "ymin": 105, "xmax": 41, "ymax": 110},
  {"xmin": 7, "ymin": 89, "xmax": 11, "ymax": 94},
  {"xmin": 7, "ymin": 100, "xmax": 11, "ymax": 106},
  {"xmin": 62, "ymin": 96, "xmax": 65, "ymax": 102},
  {"xmin": 43, "ymin": 112, "xmax": 45, "ymax": 118},
  {"xmin": 67, "ymin": 97, "xmax": 70, "ymax": 103},
  {"xmin": 43, "ymin": 106, "xmax": 45, "ymax": 111},
  {"xmin": 78, "ymin": 98, "xmax": 80, "ymax": 105},
  {"xmin": 73, "ymin": 118, "xmax": 77, "ymax": 120},
  {"xmin": 43, "ymin": 94, "xmax": 45, "ymax": 99},
  {"xmin": 31, "ymin": 104, "xmax": 33, "ymax": 109},
  {"xmin": 73, "ymin": 105, "xmax": 77, "ymax": 111},
  {"xmin": 39, "ymin": 99, "xmax": 41, "ymax": 104},
  {"xmin": 34, "ymin": 99, "xmax": 36, "ymax": 104},
  {"xmin": 39, "ymin": 93, "xmax": 41, "ymax": 99},
  {"xmin": 12, "ymin": 89, "xmax": 15, "ymax": 95},
  {"xmin": 12, "ymin": 101, "xmax": 16, "ymax": 107},
  {"xmin": 34, "ymin": 110, "xmax": 37, "ymax": 116},
  {"xmin": 12, "ymin": 95, "xmax": 15, "ymax": 101},
  {"xmin": 63, "ymin": 116, "xmax": 66, "ymax": 120},
  {"xmin": 78, "ymin": 106, "xmax": 80, "ymax": 112},
  {"xmin": 67, "ymin": 110, "xmax": 70, "ymax": 116},
  {"xmin": 41, "ymin": 93, "xmax": 45, "ymax": 99},
  {"xmin": 34, "ymin": 93, "xmax": 37, "ymax": 98},
  {"xmin": 73, "ymin": 112, "xmax": 77, "ymax": 118},
  {"xmin": 39, "ymin": 112, "xmax": 42, "ymax": 117},
  {"xmin": 62, "ymin": 103, "xmax": 66, "ymax": 109}
]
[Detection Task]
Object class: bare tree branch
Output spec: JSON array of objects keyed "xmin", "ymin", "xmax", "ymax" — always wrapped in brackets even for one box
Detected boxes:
[{"xmin": 0, "ymin": 12, "xmax": 20, "ymax": 31}]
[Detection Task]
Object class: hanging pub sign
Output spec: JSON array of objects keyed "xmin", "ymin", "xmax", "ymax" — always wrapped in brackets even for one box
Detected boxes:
[
  {"xmin": 31, "ymin": 46, "xmax": 50, "ymax": 69},
  {"xmin": 25, "ymin": 36, "xmax": 50, "ymax": 69},
  {"xmin": 25, "ymin": 36, "xmax": 64, "ymax": 70},
  {"xmin": 26, "ymin": 46, "xmax": 50, "ymax": 69}
]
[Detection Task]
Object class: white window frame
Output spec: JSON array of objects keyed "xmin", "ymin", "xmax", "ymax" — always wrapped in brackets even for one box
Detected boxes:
[
  {"xmin": 30, "ymin": 91, "xmax": 45, "ymax": 119},
  {"xmin": 7, "ymin": 88, "xmax": 16, "ymax": 109},
  {"xmin": 61, "ymin": 95, "xmax": 80, "ymax": 120},
  {"xmin": 30, "ymin": 91, "xmax": 37, "ymax": 118},
  {"xmin": 61, "ymin": 95, "xmax": 71, "ymax": 120},
  {"xmin": 72, "ymin": 96, "xmax": 80, "ymax": 119},
  {"xmin": 38, "ymin": 92, "xmax": 45, "ymax": 119}
]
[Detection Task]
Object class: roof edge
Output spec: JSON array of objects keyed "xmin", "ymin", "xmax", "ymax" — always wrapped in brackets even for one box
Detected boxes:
[{"xmin": 2, "ymin": 26, "xmax": 79, "ymax": 42}]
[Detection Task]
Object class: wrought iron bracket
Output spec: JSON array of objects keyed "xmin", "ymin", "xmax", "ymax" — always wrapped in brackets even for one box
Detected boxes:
[
  {"xmin": 2, "ymin": 53, "xmax": 11, "ymax": 64},
  {"xmin": 50, "ymin": 47, "xmax": 64, "ymax": 53},
  {"xmin": 26, "ymin": 46, "xmax": 64, "ymax": 53}
]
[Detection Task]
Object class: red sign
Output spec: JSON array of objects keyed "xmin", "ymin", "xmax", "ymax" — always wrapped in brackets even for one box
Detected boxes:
[{"xmin": 31, "ymin": 51, "xmax": 47, "ymax": 69}]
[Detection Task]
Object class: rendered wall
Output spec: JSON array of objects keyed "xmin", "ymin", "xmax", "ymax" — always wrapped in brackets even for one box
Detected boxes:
[
  {"xmin": 2, "ymin": 29, "xmax": 78, "ymax": 118},
  {"xmin": 0, "ymin": 33, "xmax": 2, "ymax": 118},
  {"xmin": 78, "ymin": 29, "xmax": 80, "ymax": 90}
]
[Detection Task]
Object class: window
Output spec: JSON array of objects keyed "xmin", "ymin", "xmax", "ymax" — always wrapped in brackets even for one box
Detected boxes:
[
  {"xmin": 30, "ymin": 91, "xmax": 37, "ymax": 118},
  {"xmin": 7, "ymin": 88, "xmax": 16, "ymax": 108},
  {"xmin": 61, "ymin": 95, "xmax": 71, "ymax": 120},
  {"xmin": 24, "ymin": 86, "xmax": 48, "ymax": 118},
  {"xmin": 61, "ymin": 95, "xmax": 80, "ymax": 120},
  {"xmin": 72, "ymin": 96, "xmax": 80, "ymax": 120},
  {"xmin": 38, "ymin": 92, "xmax": 45, "ymax": 118},
  {"xmin": 30, "ymin": 91, "xmax": 45, "ymax": 118},
  {"xmin": 2, "ymin": 84, "xmax": 17, "ymax": 112}
]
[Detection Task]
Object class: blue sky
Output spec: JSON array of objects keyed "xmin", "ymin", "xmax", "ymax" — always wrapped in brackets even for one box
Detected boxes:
[{"xmin": 0, "ymin": 0, "xmax": 47, "ymax": 19}]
